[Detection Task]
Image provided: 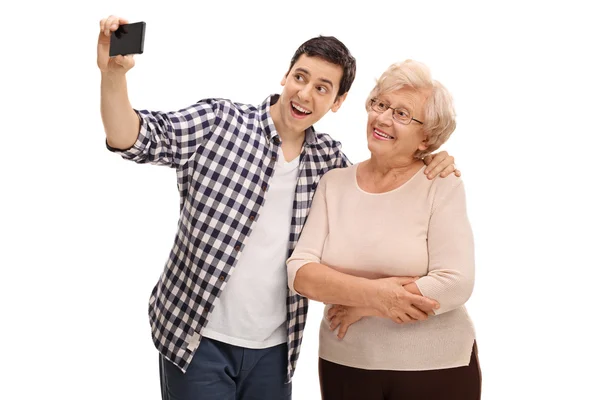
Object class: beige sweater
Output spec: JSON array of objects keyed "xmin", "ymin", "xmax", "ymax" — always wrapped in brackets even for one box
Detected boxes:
[{"xmin": 287, "ymin": 163, "xmax": 476, "ymax": 371}]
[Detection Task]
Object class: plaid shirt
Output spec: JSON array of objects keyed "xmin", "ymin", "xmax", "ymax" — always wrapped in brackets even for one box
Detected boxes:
[{"xmin": 108, "ymin": 94, "xmax": 350, "ymax": 381}]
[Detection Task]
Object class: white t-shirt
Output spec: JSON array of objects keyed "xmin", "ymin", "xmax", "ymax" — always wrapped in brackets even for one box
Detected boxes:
[{"xmin": 202, "ymin": 147, "xmax": 300, "ymax": 348}]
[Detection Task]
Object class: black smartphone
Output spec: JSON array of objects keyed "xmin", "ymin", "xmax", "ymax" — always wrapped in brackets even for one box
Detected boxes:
[{"xmin": 109, "ymin": 22, "xmax": 146, "ymax": 57}]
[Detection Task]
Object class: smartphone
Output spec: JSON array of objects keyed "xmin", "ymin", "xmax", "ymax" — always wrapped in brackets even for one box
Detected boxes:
[{"xmin": 109, "ymin": 22, "xmax": 146, "ymax": 57}]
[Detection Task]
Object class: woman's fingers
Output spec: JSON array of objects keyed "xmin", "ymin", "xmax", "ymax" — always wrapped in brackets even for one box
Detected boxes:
[
  {"xmin": 407, "ymin": 305, "xmax": 428, "ymax": 321},
  {"xmin": 338, "ymin": 323, "xmax": 349, "ymax": 339},
  {"xmin": 329, "ymin": 316, "xmax": 341, "ymax": 331}
]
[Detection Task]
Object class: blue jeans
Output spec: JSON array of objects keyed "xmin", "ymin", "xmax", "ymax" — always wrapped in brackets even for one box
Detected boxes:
[{"xmin": 159, "ymin": 337, "xmax": 292, "ymax": 400}]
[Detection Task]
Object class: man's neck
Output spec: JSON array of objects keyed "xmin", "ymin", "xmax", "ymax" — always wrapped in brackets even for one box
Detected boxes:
[
  {"xmin": 270, "ymin": 96, "xmax": 306, "ymax": 161},
  {"xmin": 280, "ymin": 133, "xmax": 304, "ymax": 162}
]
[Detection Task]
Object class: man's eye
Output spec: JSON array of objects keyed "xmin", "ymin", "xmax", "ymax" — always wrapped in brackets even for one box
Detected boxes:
[
  {"xmin": 294, "ymin": 74, "xmax": 305, "ymax": 82},
  {"xmin": 317, "ymin": 86, "xmax": 328, "ymax": 93}
]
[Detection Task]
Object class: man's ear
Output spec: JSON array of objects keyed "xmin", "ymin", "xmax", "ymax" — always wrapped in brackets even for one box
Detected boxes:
[
  {"xmin": 280, "ymin": 73, "xmax": 288, "ymax": 86},
  {"xmin": 331, "ymin": 92, "xmax": 348, "ymax": 113}
]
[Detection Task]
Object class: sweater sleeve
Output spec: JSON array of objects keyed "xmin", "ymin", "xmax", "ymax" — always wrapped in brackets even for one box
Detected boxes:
[
  {"xmin": 286, "ymin": 174, "xmax": 330, "ymax": 295},
  {"xmin": 415, "ymin": 179, "xmax": 475, "ymax": 315}
]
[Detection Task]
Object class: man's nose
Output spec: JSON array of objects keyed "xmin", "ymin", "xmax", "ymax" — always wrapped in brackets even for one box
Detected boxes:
[{"xmin": 298, "ymin": 87, "xmax": 311, "ymax": 102}]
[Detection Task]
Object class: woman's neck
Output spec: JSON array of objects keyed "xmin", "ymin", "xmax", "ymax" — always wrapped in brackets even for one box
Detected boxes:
[
  {"xmin": 365, "ymin": 155, "xmax": 424, "ymax": 178},
  {"xmin": 357, "ymin": 156, "xmax": 424, "ymax": 194}
]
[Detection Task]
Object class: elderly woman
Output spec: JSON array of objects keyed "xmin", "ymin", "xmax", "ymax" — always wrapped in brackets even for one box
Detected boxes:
[{"xmin": 287, "ymin": 60, "xmax": 480, "ymax": 400}]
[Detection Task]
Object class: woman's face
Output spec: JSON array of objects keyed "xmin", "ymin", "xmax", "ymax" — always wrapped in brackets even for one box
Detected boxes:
[{"xmin": 366, "ymin": 88, "xmax": 429, "ymax": 161}]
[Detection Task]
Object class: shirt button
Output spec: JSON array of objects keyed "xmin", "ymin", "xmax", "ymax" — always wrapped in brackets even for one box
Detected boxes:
[
  {"xmin": 261, "ymin": 184, "xmax": 267, "ymax": 191},
  {"xmin": 234, "ymin": 245, "xmax": 241, "ymax": 251},
  {"xmin": 219, "ymin": 275, "xmax": 225, "ymax": 281},
  {"xmin": 273, "ymin": 137, "xmax": 281, "ymax": 145},
  {"xmin": 249, "ymin": 215, "xmax": 255, "ymax": 221},
  {"xmin": 271, "ymin": 155, "xmax": 277, "ymax": 161}
]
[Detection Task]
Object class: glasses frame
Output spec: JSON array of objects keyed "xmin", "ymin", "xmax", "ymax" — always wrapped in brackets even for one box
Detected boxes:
[{"xmin": 369, "ymin": 98, "xmax": 424, "ymax": 125}]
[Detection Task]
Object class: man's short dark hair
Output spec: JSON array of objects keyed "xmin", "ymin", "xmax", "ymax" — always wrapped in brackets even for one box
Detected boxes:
[{"xmin": 288, "ymin": 36, "xmax": 356, "ymax": 99}]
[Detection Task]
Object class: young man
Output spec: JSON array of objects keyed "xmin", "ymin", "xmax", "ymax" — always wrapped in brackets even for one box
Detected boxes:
[{"xmin": 98, "ymin": 15, "xmax": 458, "ymax": 400}]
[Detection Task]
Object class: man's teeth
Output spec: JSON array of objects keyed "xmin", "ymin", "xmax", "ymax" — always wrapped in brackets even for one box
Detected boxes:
[
  {"xmin": 375, "ymin": 129, "xmax": 393, "ymax": 139},
  {"xmin": 292, "ymin": 103, "xmax": 311, "ymax": 114}
]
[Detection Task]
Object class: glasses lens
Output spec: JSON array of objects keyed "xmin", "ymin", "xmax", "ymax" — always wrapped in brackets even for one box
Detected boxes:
[
  {"xmin": 371, "ymin": 99, "xmax": 386, "ymax": 113},
  {"xmin": 393, "ymin": 109, "xmax": 411, "ymax": 124}
]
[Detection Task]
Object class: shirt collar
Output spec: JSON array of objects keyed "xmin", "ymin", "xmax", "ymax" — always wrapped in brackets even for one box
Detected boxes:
[{"xmin": 260, "ymin": 94, "xmax": 319, "ymax": 146}]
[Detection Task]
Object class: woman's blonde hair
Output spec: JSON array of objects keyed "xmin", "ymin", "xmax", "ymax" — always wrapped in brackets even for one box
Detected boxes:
[{"xmin": 366, "ymin": 60, "xmax": 456, "ymax": 159}]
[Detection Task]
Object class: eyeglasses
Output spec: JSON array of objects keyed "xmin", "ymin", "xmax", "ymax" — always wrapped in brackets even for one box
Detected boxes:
[{"xmin": 369, "ymin": 98, "xmax": 424, "ymax": 125}]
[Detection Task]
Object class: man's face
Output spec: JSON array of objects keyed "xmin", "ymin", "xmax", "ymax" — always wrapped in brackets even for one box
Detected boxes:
[{"xmin": 273, "ymin": 54, "xmax": 347, "ymax": 136}]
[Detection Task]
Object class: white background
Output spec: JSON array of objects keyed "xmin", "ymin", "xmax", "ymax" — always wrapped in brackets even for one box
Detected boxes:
[{"xmin": 1, "ymin": 0, "xmax": 599, "ymax": 399}]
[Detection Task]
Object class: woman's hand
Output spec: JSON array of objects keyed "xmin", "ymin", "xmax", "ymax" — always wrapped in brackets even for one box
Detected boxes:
[
  {"xmin": 371, "ymin": 276, "xmax": 437, "ymax": 323},
  {"xmin": 327, "ymin": 305, "xmax": 367, "ymax": 339},
  {"xmin": 328, "ymin": 277, "xmax": 438, "ymax": 339}
]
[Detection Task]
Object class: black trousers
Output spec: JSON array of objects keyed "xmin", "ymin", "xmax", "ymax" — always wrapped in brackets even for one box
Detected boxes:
[{"xmin": 319, "ymin": 342, "xmax": 481, "ymax": 400}]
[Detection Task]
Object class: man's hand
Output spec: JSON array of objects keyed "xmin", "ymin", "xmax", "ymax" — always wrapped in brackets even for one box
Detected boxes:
[
  {"xmin": 327, "ymin": 305, "xmax": 366, "ymax": 339},
  {"xmin": 370, "ymin": 276, "xmax": 438, "ymax": 323},
  {"xmin": 423, "ymin": 151, "xmax": 460, "ymax": 179},
  {"xmin": 97, "ymin": 15, "xmax": 135, "ymax": 74}
]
